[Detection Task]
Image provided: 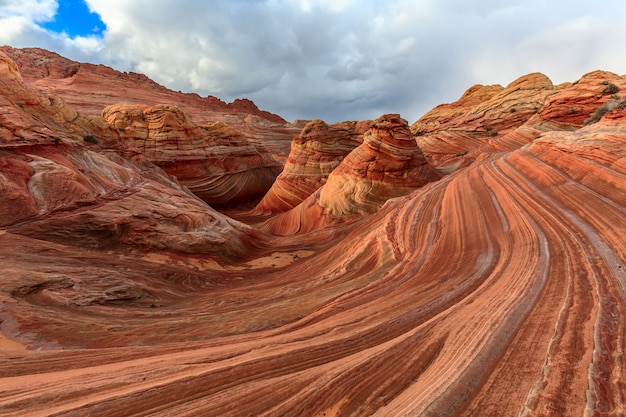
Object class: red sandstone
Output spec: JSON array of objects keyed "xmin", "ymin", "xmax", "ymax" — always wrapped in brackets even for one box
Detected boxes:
[{"xmin": 0, "ymin": 47, "xmax": 625, "ymax": 417}]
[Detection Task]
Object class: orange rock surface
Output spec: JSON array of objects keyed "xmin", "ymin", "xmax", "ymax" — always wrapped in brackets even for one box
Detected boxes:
[
  {"xmin": 254, "ymin": 119, "xmax": 370, "ymax": 214},
  {"xmin": 412, "ymin": 71, "xmax": 626, "ymax": 172},
  {"xmin": 411, "ymin": 72, "xmax": 556, "ymax": 169},
  {"xmin": 261, "ymin": 114, "xmax": 441, "ymax": 234},
  {"xmin": 102, "ymin": 103, "xmax": 281, "ymax": 207},
  {"xmin": 1, "ymin": 49, "xmax": 626, "ymax": 417},
  {"xmin": 318, "ymin": 114, "xmax": 442, "ymax": 217}
]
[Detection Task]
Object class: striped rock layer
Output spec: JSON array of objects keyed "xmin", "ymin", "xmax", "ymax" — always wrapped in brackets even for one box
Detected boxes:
[
  {"xmin": 262, "ymin": 114, "xmax": 442, "ymax": 234},
  {"xmin": 1, "ymin": 48, "xmax": 626, "ymax": 416},
  {"xmin": 254, "ymin": 119, "xmax": 370, "ymax": 214},
  {"xmin": 0, "ymin": 45, "xmax": 300, "ymax": 163},
  {"xmin": 103, "ymin": 103, "xmax": 282, "ymax": 207}
]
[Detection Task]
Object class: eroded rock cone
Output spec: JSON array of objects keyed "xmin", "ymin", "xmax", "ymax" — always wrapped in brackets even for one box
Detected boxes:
[
  {"xmin": 254, "ymin": 119, "xmax": 370, "ymax": 214},
  {"xmin": 319, "ymin": 114, "xmax": 442, "ymax": 217}
]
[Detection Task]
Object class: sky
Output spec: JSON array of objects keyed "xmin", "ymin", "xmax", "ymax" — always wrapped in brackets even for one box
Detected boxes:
[{"xmin": 1, "ymin": 0, "xmax": 626, "ymax": 123}]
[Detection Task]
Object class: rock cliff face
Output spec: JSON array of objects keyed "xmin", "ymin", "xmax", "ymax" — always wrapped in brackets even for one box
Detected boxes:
[
  {"xmin": 103, "ymin": 103, "xmax": 281, "ymax": 207},
  {"xmin": 254, "ymin": 119, "xmax": 370, "ymax": 214},
  {"xmin": 1, "ymin": 48, "xmax": 626, "ymax": 417}
]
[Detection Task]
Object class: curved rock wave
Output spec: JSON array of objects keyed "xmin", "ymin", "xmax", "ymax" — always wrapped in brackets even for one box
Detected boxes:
[
  {"xmin": 103, "ymin": 104, "xmax": 282, "ymax": 207},
  {"xmin": 1, "ymin": 49, "xmax": 625, "ymax": 416},
  {"xmin": 2, "ymin": 115, "xmax": 624, "ymax": 416}
]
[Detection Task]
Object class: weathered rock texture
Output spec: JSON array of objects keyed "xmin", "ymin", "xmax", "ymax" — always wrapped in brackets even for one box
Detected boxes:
[
  {"xmin": 411, "ymin": 71, "xmax": 626, "ymax": 172},
  {"xmin": 254, "ymin": 119, "xmax": 370, "ymax": 213},
  {"xmin": 411, "ymin": 72, "xmax": 556, "ymax": 168},
  {"xmin": 1, "ymin": 48, "xmax": 626, "ymax": 417},
  {"xmin": 0, "ymin": 50, "xmax": 255, "ymax": 255},
  {"xmin": 319, "ymin": 114, "xmax": 441, "ymax": 217},
  {"xmin": 103, "ymin": 103, "xmax": 281, "ymax": 207},
  {"xmin": 0, "ymin": 46, "xmax": 284, "ymax": 124},
  {"xmin": 0, "ymin": 45, "xmax": 300, "ymax": 162},
  {"xmin": 494, "ymin": 70, "xmax": 626, "ymax": 152},
  {"xmin": 263, "ymin": 114, "xmax": 442, "ymax": 234}
]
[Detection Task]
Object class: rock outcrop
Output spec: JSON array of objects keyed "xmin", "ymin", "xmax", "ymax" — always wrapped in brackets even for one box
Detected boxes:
[
  {"xmin": 263, "ymin": 114, "xmax": 442, "ymax": 234},
  {"xmin": 410, "ymin": 72, "xmax": 556, "ymax": 168},
  {"xmin": 411, "ymin": 71, "xmax": 626, "ymax": 171},
  {"xmin": 412, "ymin": 73, "xmax": 555, "ymax": 134},
  {"xmin": 0, "ymin": 45, "xmax": 300, "ymax": 162},
  {"xmin": 0, "ymin": 46, "xmax": 285, "ymax": 124},
  {"xmin": 1, "ymin": 47, "xmax": 626, "ymax": 417},
  {"xmin": 254, "ymin": 119, "xmax": 370, "ymax": 214},
  {"xmin": 320, "ymin": 114, "xmax": 442, "ymax": 217},
  {"xmin": 103, "ymin": 103, "xmax": 281, "ymax": 207},
  {"xmin": 494, "ymin": 70, "xmax": 626, "ymax": 151},
  {"xmin": 0, "ymin": 50, "xmax": 256, "ymax": 257}
]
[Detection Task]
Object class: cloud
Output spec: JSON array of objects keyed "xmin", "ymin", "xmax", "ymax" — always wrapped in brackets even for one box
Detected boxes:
[
  {"xmin": 0, "ymin": 0, "xmax": 57, "ymax": 21},
  {"xmin": 2, "ymin": 0, "xmax": 626, "ymax": 123}
]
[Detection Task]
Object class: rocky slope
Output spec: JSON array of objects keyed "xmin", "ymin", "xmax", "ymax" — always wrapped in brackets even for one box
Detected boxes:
[
  {"xmin": 0, "ymin": 45, "xmax": 300, "ymax": 162},
  {"xmin": 1, "ymin": 48, "xmax": 626, "ymax": 417},
  {"xmin": 103, "ymin": 103, "xmax": 281, "ymax": 207},
  {"xmin": 410, "ymin": 73, "xmax": 556, "ymax": 168},
  {"xmin": 493, "ymin": 70, "xmax": 626, "ymax": 152},
  {"xmin": 262, "ymin": 114, "xmax": 442, "ymax": 234},
  {"xmin": 0, "ymin": 46, "xmax": 284, "ymax": 124},
  {"xmin": 411, "ymin": 70, "xmax": 626, "ymax": 173},
  {"xmin": 0, "ymin": 49, "xmax": 258, "ymax": 257}
]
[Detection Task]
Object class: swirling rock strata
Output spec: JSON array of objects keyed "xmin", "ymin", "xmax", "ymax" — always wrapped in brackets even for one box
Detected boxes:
[
  {"xmin": 0, "ymin": 51, "xmax": 254, "ymax": 256},
  {"xmin": 254, "ymin": 119, "xmax": 370, "ymax": 213},
  {"xmin": 319, "ymin": 114, "xmax": 441, "ymax": 217},
  {"xmin": 1, "ymin": 49, "xmax": 625, "ymax": 417},
  {"xmin": 263, "ymin": 114, "xmax": 441, "ymax": 234},
  {"xmin": 2, "ymin": 106, "xmax": 624, "ymax": 417},
  {"xmin": 103, "ymin": 103, "xmax": 282, "ymax": 207},
  {"xmin": 492, "ymin": 70, "xmax": 626, "ymax": 152},
  {"xmin": 411, "ymin": 72, "xmax": 556, "ymax": 168}
]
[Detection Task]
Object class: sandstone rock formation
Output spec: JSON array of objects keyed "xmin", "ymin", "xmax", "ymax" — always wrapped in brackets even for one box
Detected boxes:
[
  {"xmin": 411, "ymin": 72, "xmax": 556, "ymax": 168},
  {"xmin": 411, "ymin": 71, "xmax": 626, "ymax": 171},
  {"xmin": 493, "ymin": 70, "xmax": 626, "ymax": 152},
  {"xmin": 254, "ymin": 119, "xmax": 370, "ymax": 214},
  {"xmin": 0, "ymin": 46, "xmax": 285, "ymax": 124},
  {"xmin": 319, "ymin": 114, "xmax": 442, "ymax": 217},
  {"xmin": 413, "ymin": 73, "xmax": 555, "ymax": 134},
  {"xmin": 0, "ymin": 45, "xmax": 300, "ymax": 162},
  {"xmin": 0, "ymin": 50, "xmax": 256, "ymax": 256},
  {"xmin": 1, "ymin": 48, "xmax": 626, "ymax": 417},
  {"xmin": 263, "ymin": 114, "xmax": 442, "ymax": 234},
  {"xmin": 0, "ymin": 50, "xmax": 122, "ymax": 150},
  {"xmin": 103, "ymin": 103, "xmax": 281, "ymax": 207}
]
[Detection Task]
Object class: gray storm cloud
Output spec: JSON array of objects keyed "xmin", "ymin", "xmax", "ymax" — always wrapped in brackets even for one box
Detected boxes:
[{"xmin": 1, "ymin": 0, "xmax": 626, "ymax": 122}]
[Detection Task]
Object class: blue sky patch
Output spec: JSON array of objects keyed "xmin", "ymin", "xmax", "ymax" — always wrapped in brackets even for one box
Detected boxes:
[{"xmin": 42, "ymin": 0, "xmax": 106, "ymax": 37}]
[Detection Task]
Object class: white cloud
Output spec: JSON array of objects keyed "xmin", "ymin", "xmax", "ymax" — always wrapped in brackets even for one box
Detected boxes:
[
  {"xmin": 0, "ymin": 0, "xmax": 57, "ymax": 21},
  {"xmin": 2, "ymin": 0, "xmax": 626, "ymax": 122}
]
